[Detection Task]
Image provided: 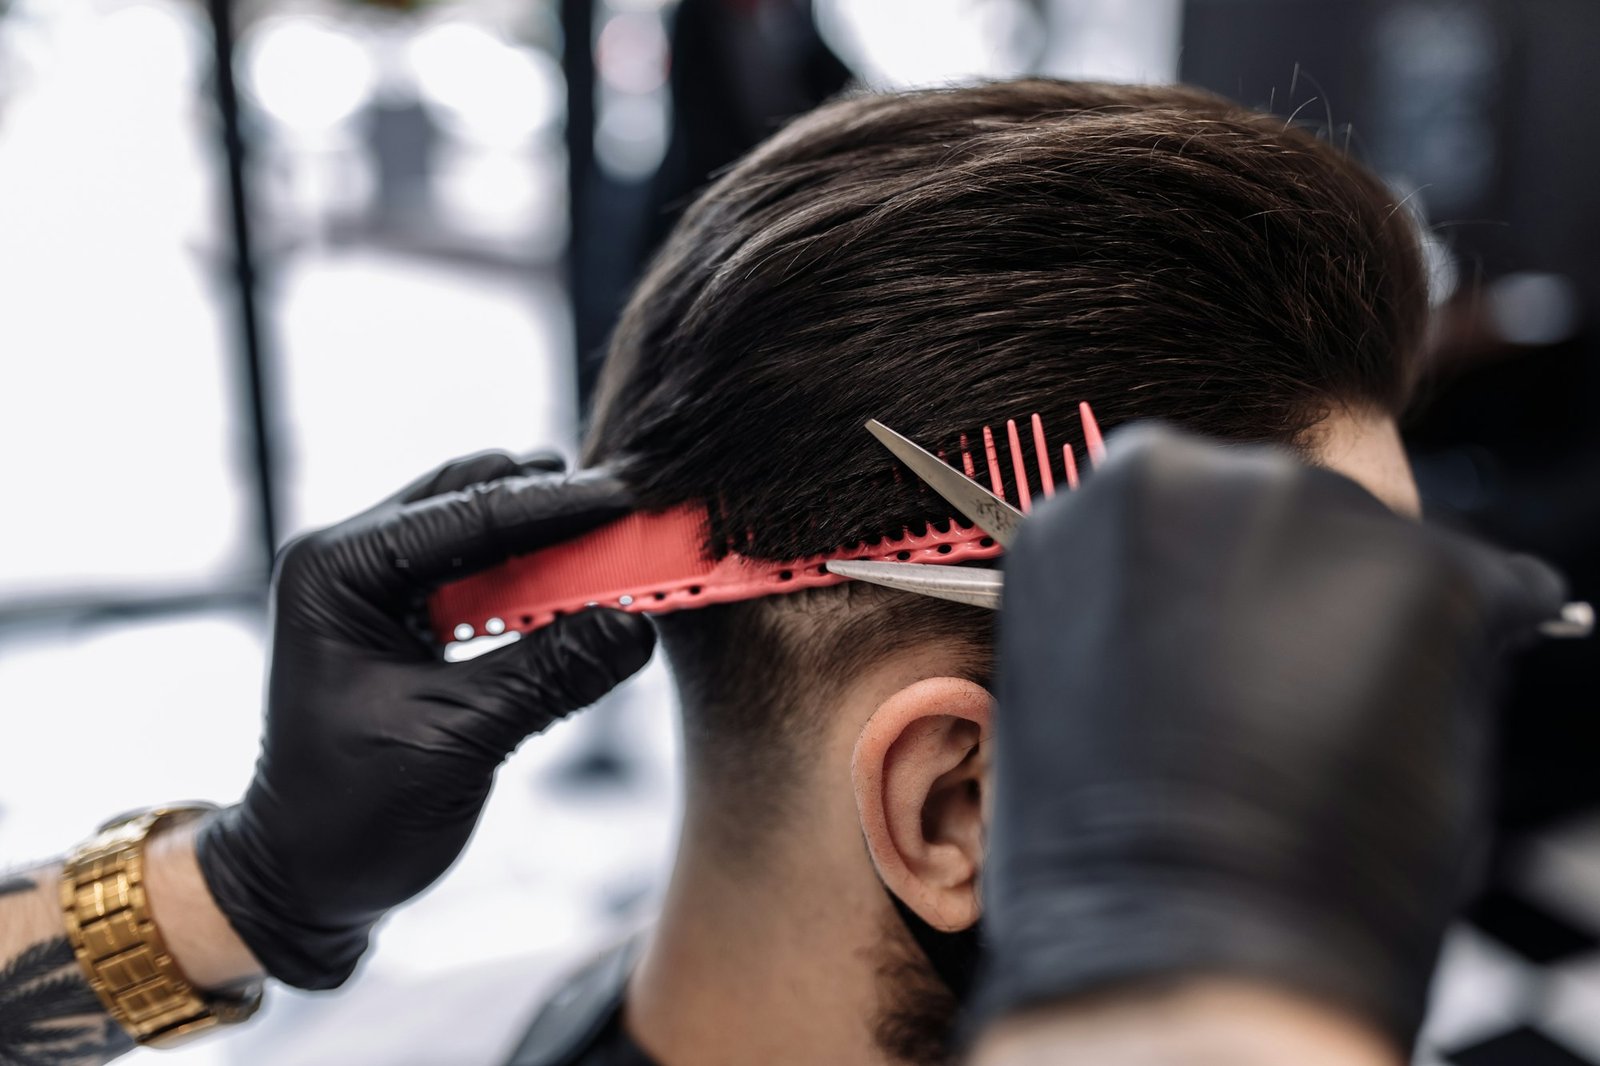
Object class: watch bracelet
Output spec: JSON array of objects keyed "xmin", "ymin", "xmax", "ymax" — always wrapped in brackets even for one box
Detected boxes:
[{"xmin": 60, "ymin": 806, "xmax": 263, "ymax": 1048}]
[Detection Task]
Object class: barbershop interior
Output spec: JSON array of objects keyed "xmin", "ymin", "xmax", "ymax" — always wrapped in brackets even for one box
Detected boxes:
[{"xmin": 2, "ymin": 1, "xmax": 1599, "ymax": 1065}]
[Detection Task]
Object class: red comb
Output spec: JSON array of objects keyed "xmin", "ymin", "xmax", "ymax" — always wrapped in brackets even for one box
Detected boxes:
[{"xmin": 428, "ymin": 403, "xmax": 1105, "ymax": 642}]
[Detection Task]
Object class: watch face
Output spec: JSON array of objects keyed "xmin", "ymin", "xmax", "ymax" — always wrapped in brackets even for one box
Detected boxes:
[
  {"xmin": 92, "ymin": 818, "xmax": 156, "ymax": 851},
  {"xmin": 95, "ymin": 808, "xmax": 161, "ymax": 836},
  {"xmin": 93, "ymin": 805, "xmax": 216, "ymax": 841}
]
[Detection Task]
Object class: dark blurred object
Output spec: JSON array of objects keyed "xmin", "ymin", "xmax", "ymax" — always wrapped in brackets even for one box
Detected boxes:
[
  {"xmin": 1182, "ymin": 0, "xmax": 1600, "ymax": 828},
  {"xmin": 566, "ymin": 0, "xmax": 850, "ymax": 415},
  {"xmin": 642, "ymin": 0, "xmax": 853, "ymax": 254},
  {"xmin": 208, "ymin": 0, "xmax": 281, "ymax": 576},
  {"xmin": 364, "ymin": 99, "xmax": 440, "ymax": 238}
]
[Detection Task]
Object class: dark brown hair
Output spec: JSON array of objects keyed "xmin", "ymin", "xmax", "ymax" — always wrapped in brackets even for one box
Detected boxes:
[{"xmin": 584, "ymin": 79, "xmax": 1428, "ymax": 833}]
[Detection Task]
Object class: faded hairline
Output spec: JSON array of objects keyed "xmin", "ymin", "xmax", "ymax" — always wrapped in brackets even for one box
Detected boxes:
[{"xmin": 659, "ymin": 583, "xmax": 994, "ymax": 857}]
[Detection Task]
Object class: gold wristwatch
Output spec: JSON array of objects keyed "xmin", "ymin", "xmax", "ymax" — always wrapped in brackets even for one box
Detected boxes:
[{"xmin": 60, "ymin": 804, "xmax": 263, "ymax": 1048}]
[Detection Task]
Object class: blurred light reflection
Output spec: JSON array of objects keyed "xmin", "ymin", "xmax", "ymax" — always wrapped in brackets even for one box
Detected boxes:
[
  {"xmin": 242, "ymin": 16, "xmax": 377, "ymax": 133},
  {"xmin": 814, "ymin": 0, "xmax": 1041, "ymax": 88},
  {"xmin": 596, "ymin": 11, "xmax": 668, "ymax": 95},
  {"xmin": 594, "ymin": 91, "xmax": 668, "ymax": 180},
  {"xmin": 409, "ymin": 20, "xmax": 564, "ymax": 148}
]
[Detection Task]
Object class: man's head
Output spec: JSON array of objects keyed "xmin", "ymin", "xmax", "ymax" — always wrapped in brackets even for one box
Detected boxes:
[{"xmin": 585, "ymin": 79, "xmax": 1427, "ymax": 1061}]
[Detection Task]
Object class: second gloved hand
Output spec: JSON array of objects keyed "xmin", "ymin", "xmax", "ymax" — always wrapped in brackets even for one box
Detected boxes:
[
  {"xmin": 197, "ymin": 453, "xmax": 657, "ymax": 990},
  {"xmin": 975, "ymin": 425, "xmax": 1567, "ymax": 1053}
]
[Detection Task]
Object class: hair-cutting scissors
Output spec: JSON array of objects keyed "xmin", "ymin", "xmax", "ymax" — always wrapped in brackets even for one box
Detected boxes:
[{"xmin": 826, "ymin": 416, "xmax": 1595, "ymax": 640}]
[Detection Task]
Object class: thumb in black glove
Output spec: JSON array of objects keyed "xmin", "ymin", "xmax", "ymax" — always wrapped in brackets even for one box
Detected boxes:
[
  {"xmin": 974, "ymin": 424, "xmax": 1567, "ymax": 1052},
  {"xmin": 197, "ymin": 452, "xmax": 657, "ymax": 989}
]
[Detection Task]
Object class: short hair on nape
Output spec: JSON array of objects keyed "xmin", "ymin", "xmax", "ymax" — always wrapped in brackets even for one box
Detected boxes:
[{"xmin": 583, "ymin": 78, "xmax": 1427, "ymax": 837}]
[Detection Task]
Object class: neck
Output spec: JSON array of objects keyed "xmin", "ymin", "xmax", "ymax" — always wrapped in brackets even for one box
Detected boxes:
[{"xmin": 627, "ymin": 815, "xmax": 894, "ymax": 1066}]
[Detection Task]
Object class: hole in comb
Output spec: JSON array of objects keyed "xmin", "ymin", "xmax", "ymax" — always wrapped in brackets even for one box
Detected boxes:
[
  {"xmin": 937, "ymin": 544, "xmax": 952, "ymax": 554},
  {"xmin": 688, "ymin": 585, "xmax": 702, "ymax": 595},
  {"xmin": 521, "ymin": 615, "xmax": 533, "ymax": 626},
  {"xmin": 980, "ymin": 537, "xmax": 995, "ymax": 548},
  {"xmin": 653, "ymin": 592, "xmax": 666, "ymax": 602},
  {"xmin": 896, "ymin": 550, "xmax": 912, "ymax": 561},
  {"xmin": 778, "ymin": 570, "xmax": 793, "ymax": 581},
  {"xmin": 816, "ymin": 564, "xmax": 828, "ymax": 575}
]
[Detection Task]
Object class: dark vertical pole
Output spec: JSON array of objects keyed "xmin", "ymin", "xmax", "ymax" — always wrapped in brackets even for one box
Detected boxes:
[
  {"xmin": 561, "ymin": 0, "xmax": 598, "ymax": 416},
  {"xmin": 207, "ymin": 0, "xmax": 280, "ymax": 572}
]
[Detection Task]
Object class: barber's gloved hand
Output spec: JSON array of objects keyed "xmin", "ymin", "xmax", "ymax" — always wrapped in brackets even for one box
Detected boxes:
[
  {"xmin": 197, "ymin": 453, "xmax": 656, "ymax": 990},
  {"xmin": 976, "ymin": 424, "xmax": 1566, "ymax": 1052}
]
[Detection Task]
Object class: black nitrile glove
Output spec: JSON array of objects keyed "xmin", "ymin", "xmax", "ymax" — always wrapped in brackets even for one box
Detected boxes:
[
  {"xmin": 977, "ymin": 425, "xmax": 1567, "ymax": 1052},
  {"xmin": 197, "ymin": 452, "xmax": 657, "ymax": 990}
]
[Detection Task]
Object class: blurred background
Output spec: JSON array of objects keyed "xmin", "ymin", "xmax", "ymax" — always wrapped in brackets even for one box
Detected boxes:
[{"xmin": 0, "ymin": 1, "xmax": 1596, "ymax": 1063}]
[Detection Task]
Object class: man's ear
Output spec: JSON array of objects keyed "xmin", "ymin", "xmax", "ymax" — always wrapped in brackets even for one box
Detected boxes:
[{"xmin": 853, "ymin": 677, "xmax": 993, "ymax": 933}]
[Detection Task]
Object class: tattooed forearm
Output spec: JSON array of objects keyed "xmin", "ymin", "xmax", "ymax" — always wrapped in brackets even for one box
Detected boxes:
[{"xmin": 0, "ymin": 937, "xmax": 132, "ymax": 1066}]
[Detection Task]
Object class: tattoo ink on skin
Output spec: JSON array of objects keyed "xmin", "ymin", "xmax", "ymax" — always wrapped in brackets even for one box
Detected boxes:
[
  {"xmin": 0, "ymin": 879, "xmax": 35, "ymax": 899},
  {"xmin": 0, "ymin": 938, "xmax": 133, "ymax": 1066}
]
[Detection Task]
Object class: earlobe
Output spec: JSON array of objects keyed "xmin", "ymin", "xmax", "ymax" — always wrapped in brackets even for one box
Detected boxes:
[{"xmin": 853, "ymin": 677, "xmax": 993, "ymax": 933}]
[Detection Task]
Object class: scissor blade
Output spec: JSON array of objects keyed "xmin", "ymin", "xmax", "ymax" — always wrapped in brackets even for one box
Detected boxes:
[
  {"xmin": 825, "ymin": 559, "xmax": 1004, "ymax": 610},
  {"xmin": 865, "ymin": 420, "xmax": 1026, "ymax": 548}
]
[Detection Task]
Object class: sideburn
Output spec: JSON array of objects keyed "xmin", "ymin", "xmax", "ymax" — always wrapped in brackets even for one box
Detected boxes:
[{"xmin": 872, "ymin": 912, "xmax": 961, "ymax": 1066}]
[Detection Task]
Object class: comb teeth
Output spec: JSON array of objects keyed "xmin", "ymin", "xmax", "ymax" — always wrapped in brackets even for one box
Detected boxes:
[
  {"xmin": 1006, "ymin": 419, "xmax": 1032, "ymax": 513},
  {"xmin": 1080, "ymin": 401, "xmax": 1107, "ymax": 465},
  {"xmin": 958, "ymin": 403, "xmax": 1103, "ymax": 508},
  {"xmin": 1031, "ymin": 414, "xmax": 1054, "ymax": 497},
  {"xmin": 980, "ymin": 425, "xmax": 1005, "ymax": 497}
]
